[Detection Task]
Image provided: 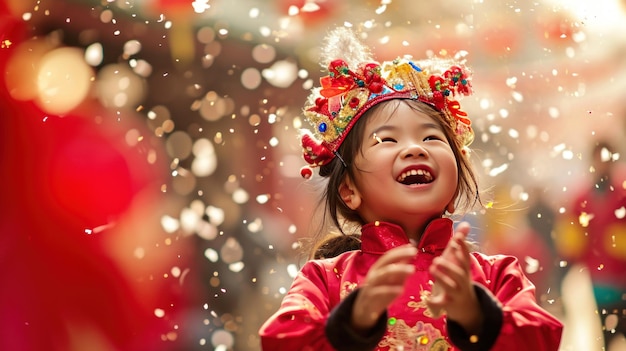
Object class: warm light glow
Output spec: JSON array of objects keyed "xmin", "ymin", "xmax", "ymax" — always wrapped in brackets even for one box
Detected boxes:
[
  {"xmin": 36, "ymin": 47, "xmax": 93, "ymax": 114},
  {"xmin": 545, "ymin": 0, "xmax": 626, "ymax": 32},
  {"xmin": 96, "ymin": 64, "xmax": 146, "ymax": 109}
]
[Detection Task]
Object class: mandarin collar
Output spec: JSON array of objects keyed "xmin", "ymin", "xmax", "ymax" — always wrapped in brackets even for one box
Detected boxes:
[{"xmin": 360, "ymin": 218, "xmax": 454, "ymax": 255}]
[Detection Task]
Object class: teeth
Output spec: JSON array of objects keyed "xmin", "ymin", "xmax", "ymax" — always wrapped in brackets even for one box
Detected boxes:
[{"xmin": 397, "ymin": 169, "xmax": 433, "ymax": 182}]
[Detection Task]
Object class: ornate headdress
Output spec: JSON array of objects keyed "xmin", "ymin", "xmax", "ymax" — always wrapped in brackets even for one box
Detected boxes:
[{"xmin": 300, "ymin": 27, "xmax": 474, "ymax": 177}]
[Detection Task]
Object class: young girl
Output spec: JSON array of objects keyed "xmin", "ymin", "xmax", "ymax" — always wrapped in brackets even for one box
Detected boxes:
[{"xmin": 259, "ymin": 27, "xmax": 563, "ymax": 351}]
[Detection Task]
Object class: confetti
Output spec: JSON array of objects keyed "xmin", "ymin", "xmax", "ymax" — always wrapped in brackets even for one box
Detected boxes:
[{"xmin": 6, "ymin": 1, "xmax": 626, "ymax": 350}]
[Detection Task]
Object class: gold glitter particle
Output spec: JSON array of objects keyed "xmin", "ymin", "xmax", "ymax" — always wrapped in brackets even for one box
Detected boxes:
[
  {"xmin": 373, "ymin": 133, "xmax": 383, "ymax": 143},
  {"xmin": 470, "ymin": 335, "xmax": 479, "ymax": 343},
  {"xmin": 417, "ymin": 335, "xmax": 429, "ymax": 345},
  {"xmin": 579, "ymin": 212, "xmax": 593, "ymax": 227}
]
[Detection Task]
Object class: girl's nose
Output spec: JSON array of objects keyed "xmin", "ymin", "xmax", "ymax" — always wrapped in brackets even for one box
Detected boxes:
[{"xmin": 401, "ymin": 143, "xmax": 428, "ymax": 159}]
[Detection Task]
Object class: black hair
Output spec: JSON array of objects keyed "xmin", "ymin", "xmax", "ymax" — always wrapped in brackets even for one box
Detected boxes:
[{"xmin": 310, "ymin": 233, "xmax": 362, "ymax": 259}]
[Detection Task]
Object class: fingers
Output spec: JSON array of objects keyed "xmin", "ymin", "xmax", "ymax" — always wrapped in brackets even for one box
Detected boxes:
[
  {"xmin": 370, "ymin": 244, "xmax": 417, "ymax": 270},
  {"xmin": 446, "ymin": 235, "xmax": 471, "ymax": 272},
  {"xmin": 368, "ymin": 262, "xmax": 416, "ymax": 286},
  {"xmin": 367, "ymin": 245, "xmax": 417, "ymax": 286},
  {"xmin": 425, "ymin": 280, "xmax": 448, "ymax": 318},
  {"xmin": 425, "ymin": 294, "xmax": 447, "ymax": 317},
  {"xmin": 442, "ymin": 221, "xmax": 472, "ymax": 268},
  {"xmin": 352, "ymin": 245, "xmax": 418, "ymax": 330},
  {"xmin": 454, "ymin": 221, "xmax": 471, "ymax": 239},
  {"xmin": 426, "ymin": 221, "xmax": 474, "ymax": 317},
  {"xmin": 430, "ymin": 256, "xmax": 464, "ymax": 290},
  {"xmin": 438, "ymin": 221, "xmax": 469, "ymax": 263},
  {"xmin": 431, "ymin": 235, "xmax": 472, "ymax": 289}
]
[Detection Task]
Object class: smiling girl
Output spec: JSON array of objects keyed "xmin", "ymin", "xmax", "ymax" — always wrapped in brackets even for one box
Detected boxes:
[{"xmin": 259, "ymin": 27, "xmax": 563, "ymax": 351}]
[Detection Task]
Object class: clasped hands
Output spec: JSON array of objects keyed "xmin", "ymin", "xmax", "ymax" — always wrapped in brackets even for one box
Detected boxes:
[{"xmin": 351, "ymin": 222, "xmax": 482, "ymax": 335}]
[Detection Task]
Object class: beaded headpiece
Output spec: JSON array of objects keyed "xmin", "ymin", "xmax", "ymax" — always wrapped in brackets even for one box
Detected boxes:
[{"xmin": 300, "ymin": 28, "xmax": 474, "ymax": 176}]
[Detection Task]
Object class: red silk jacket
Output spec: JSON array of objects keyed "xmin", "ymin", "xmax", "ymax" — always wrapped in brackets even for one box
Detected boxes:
[{"xmin": 259, "ymin": 218, "xmax": 563, "ymax": 351}]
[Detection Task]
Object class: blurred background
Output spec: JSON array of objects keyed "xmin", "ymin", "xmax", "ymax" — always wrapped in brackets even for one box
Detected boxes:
[{"xmin": 1, "ymin": 0, "xmax": 626, "ymax": 350}]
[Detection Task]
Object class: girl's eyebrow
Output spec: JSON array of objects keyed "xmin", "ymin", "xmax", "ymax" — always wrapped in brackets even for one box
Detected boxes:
[{"xmin": 369, "ymin": 125, "xmax": 397, "ymax": 138}]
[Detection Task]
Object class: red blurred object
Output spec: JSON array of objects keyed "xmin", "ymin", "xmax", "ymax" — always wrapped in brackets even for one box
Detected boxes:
[
  {"xmin": 0, "ymin": 7, "xmax": 191, "ymax": 351},
  {"xmin": 45, "ymin": 115, "xmax": 149, "ymax": 227},
  {"xmin": 154, "ymin": 0, "xmax": 191, "ymax": 11},
  {"xmin": 0, "ymin": 98, "xmax": 172, "ymax": 351},
  {"xmin": 150, "ymin": 0, "xmax": 196, "ymax": 17}
]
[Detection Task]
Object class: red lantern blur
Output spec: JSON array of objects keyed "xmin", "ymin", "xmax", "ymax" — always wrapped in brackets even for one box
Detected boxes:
[
  {"xmin": 0, "ymin": 98, "xmax": 179, "ymax": 351},
  {"xmin": 153, "ymin": 0, "xmax": 192, "ymax": 16},
  {"xmin": 0, "ymin": 7, "xmax": 195, "ymax": 351},
  {"xmin": 44, "ymin": 113, "xmax": 153, "ymax": 227}
]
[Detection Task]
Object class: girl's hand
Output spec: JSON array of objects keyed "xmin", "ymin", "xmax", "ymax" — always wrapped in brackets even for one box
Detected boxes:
[
  {"xmin": 426, "ymin": 222, "xmax": 483, "ymax": 333},
  {"xmin": 351, "ymin": 244, "xmax": 417, "ymax": 333}
]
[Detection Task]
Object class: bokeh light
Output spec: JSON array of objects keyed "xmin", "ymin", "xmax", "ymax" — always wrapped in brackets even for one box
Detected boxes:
[
  {"xmin": 36, "ymin": 47, "xmax": 93, "ymax": 114},
  {"xmin": 5, "ymin": 38, "xmax": 51, "ymax": 101},
  {"xmin": 96, "ymin": 63, "xmax": 146, "ymax": 109}
]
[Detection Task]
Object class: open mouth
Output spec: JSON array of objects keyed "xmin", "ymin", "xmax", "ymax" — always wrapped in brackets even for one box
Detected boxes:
[{"xmin": 396, "ymin": 168, "xmax": 434, "ymax": 185}]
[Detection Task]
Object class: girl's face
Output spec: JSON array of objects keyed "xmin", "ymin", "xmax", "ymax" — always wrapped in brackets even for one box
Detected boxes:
[{"xmin": 339, "ymin": 100, "xmax": 459, "ymax": 235}]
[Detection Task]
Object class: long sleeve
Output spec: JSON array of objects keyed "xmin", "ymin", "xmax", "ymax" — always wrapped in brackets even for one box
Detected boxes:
[
  {"xmin": 447, "ymin": 284, "xmax": 503, "ymax": 350},
  {"xmin": 259, "ymin": 260, "xmax": 338, "ymax": 351},
  {"xmin": 326, "ymin": 288, "xmax": 388, "ymax": 351},
  {"xmin": 469, "ymin": 253, "xmax": 563, "ymax": 351}
]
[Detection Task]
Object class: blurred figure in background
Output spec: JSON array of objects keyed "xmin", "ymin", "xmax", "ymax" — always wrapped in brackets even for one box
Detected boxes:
[
  {"xmin": 525, "ymin": 186, "xmax": 566, "ymax": 311},
  {"xmin": 480, "ymin": 186, "xmax": 555, "ymax": 309},
  {"xmin": 558, "ymin": 139, "xmax": 626, "ymax": 350}
]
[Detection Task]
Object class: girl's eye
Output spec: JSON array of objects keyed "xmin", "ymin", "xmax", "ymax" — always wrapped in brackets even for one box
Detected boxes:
[
  {"xmin": 373, "ymin": 134, "xmax": 396, "ymax": 144},
  {"xmin": 424, "ymin": 135, "xmax": 443, "ymax": 141}
]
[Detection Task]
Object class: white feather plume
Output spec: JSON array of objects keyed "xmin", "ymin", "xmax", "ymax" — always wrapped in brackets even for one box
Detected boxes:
[{"xmin": 319, "ymin": 27, "xmax": 375, "ymax": 70}]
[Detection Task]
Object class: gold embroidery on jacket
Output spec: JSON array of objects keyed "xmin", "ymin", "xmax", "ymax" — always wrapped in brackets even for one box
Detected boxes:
[
  {"xmin": 417, "ymin": 290, "xmax": 435, "ymax": 318},
  {"xmin": 340, "ymin": 281, "xmax": 357, "ymax": 300},
  {"xmin": 378, "ymin": 319, "xmax": 450, "ymax": 351}
]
